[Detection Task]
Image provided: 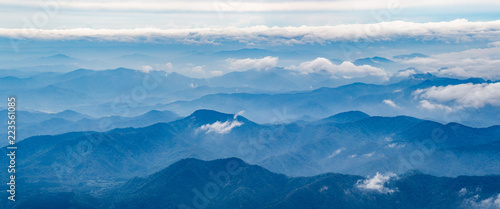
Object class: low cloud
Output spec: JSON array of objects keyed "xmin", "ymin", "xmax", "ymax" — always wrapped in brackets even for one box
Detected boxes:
[
  {"xmin": 234, "ymin": 110, "xmax": 245, "ymax": 119},
  {"xmin": 383, "ymin": 99, "xmax": 398, "ymax": 108},
  {"xmin": 403, "ymin": 44, "xmax": 500, "ymax": 79},
  {"xmin": 226, "ymin": 56, "xmax": 278, "ymax": 71},
  {"xmin": 361, "ymin": 151, "xmax": 375, "ymax": 158},
  {"xmin": 328, "ymin": 148, "xmax": 345, "ymax": 158},
  {"xmin": 140, "ymin": 65, "xmax": 153, "ymax": 73},
  {"xmin": 356, "ymin": 172, "xmax": 397, "ymax": 194},
  {"xmin": 461, "ymin": 194, "xmax": 500, "ymax": 209},
  {"xmin": 395, "ymin": 69, "xmax": 417, "ymax": 77},
  {"xmin": 419, "ymin": 100, "xmax": 454, "ymax": 112},
  {"xmin": 162, "ymin": 63, "xmax": 222, "ymax": 78},
  {"xmin": 3, "ymin": 20, "xmax": 500, "ymax": 45},
  {"xmin": 414, "ymin": 83, "xmax": 500, "ymax": 109},
  {"xmin": 198, "ymin": 120, "xmax": 243, "ymax": 134},
  {"xmin": 287, "ymin": 57, "xmax": 388, "ymax": 80},
  {"xmin": 386, "ymin": 143, "xmax": 405, "ymax": 149}
]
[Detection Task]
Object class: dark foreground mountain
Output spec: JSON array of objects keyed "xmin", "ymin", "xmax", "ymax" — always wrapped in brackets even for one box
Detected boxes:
[{"xmin": 7, "ymin": 158, "xmax": 500, "ymax": 209}]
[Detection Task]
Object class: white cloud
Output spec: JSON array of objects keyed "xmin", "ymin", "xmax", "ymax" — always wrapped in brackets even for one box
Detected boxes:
[
  {"xmin": 175, "ymin": 65, "xmax": 223, "ymax": 78},
  {"xmin": 362, "ymin": 151, "xmax": 375, "ymax": 158},
  {"xmin": 183, "ymin": 65, "xmax": 214, "ymax": 78},
  {"xmin": 140, "ymin": 65, "xmax": 153, "ymax": 73},
  {"xmin": 414, "ymin": 83, "xmax": 500, "ymax": 109},
  {"xmin": 287, "ymin": 57, "xmax": 388, "ymax": 80},
  {"xmin": 459, "ymin": 188, "xmax": 468, "ymax": 196},
  {"xmin": 146, "ymin": 63, "xmax": 223, "ymax": 78},
  {"xmin": 328, "ymin": 148, "xmax": 345, "ymax": 158},
  {"xmin": 191, "ymin": 66, "xmax": 205, "ymax": 74},
  {"xmin": 211, "ymin": 70, "xmax": 223, "ymax": 76},
  {"xmin": 383, "ymin": 99, "xmax": 398, "ymax": 108},
  {"xmin": 319, "ymin": 185, "xmax": 328, "ymax": 193},
  {"xmin": 386, "ymin": 143, "xmax": 405, "ymax": 149},
  {"xmin": 356, "ymin": 172, "xmax": 397, "ymax": 194},
  {"xmin": 403, "ymin": 44, "xmax": 500, "ymax": 79},
  {"xmin": 198, "ymin": 120, "xmax": 243, "ymax": 134},
  {"xmin": 163, "ymin": 63, "xmax": 174, "ymax": 71},
  {"xmin": 419, "ymin": 100, "xmax": 454, "ymax": 112},
  {"xmin": 3, "ymin": 20, "xmax": 500, "ymax": 45},
  {"xmin": 395, "ymin": 69, "xmax": 417, "ymax": 77},
  {"xmin": 462, "ymin": 194, "xmax": 500, "ymax": 209},
  {"xmin": 234, "ymin": 110, "xmax": 245, "ymax": 119},
  {"xmin": 226, "ymin": 56, "xmax": 278, "ymax": 71}
]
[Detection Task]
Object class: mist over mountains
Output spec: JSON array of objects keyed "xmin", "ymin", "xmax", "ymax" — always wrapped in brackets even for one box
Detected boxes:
[
  {"xmin": 1, "ymin": 65, "xmax": 498, "ymax": 127},
  {"xmin": 1, "ymin": 109, "xmax": 499, "ymax": 196},
  {"xmin": 4, "ymin": 157, "xmax": 500, "ymax": 209},
  {"xmin": 1, "ymin": 50, "xmax": 499, "ymax": 208},
  {"xmin": 0, "ymin": 109, "xmax": 179, "ymax": 147},
  {"xmin": 2, "ymin": 1, "xmax": 500, "ymax": 206},
  {"xmin": 1, "ymin": 45, "xmax": 500, "ymax": 208}
]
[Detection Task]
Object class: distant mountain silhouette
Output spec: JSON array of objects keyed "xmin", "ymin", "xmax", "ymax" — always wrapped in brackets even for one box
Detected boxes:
[
  {"xmin": 321, "ymin": 110, "xmax": 370, "ymax": 123},
  {"xmin": 9, "ymin": 158, "xmax": 500, "ymax": 209},
  {"xmin": 2, "ymin": 109, "xmax": 499, "ymax": 194}
]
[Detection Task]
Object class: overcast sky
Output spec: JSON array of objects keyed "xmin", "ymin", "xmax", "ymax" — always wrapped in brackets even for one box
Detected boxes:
[
  {"xmin": 1, "ymin": 1, "xmax": 500, "ymax": 82},
  {"xmin": 1, "ymin": 0, "xmax": 500, "ymax": 29}
]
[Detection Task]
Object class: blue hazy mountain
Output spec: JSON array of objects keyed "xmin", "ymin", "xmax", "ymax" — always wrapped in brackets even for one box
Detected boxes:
[
  {"xmin": 0, "ymin": 109, "xmax": 90, "ymax": 123},
  {"xmin": 354, "ymin": 56, "xmax": 394, "ymax": 66},
  {"xmin": 393, "ymin": 53, "xmax": 429, "ymax": 60},
  {"xmin": 207, "ymin": 68, "xmax": 303, "ymax": 92},
  {"xmin": 0, "ymin": 109, "xmax": 179, "ymax": 147},
  {"xmin": 2, "ymin": 109, "xmax": 498, "ymax": 194},
  {"xmin": 0, "ymin": 68, "xmax": 259, "ymax": 113},
  {"xmin": 2, "ymin": 67, "xmax": 496, "ymax": 127},
  {"xmin": 7, "ymin": 158, "xmax": 500, "ymax": 209},
  {"xmin": 320, "ymin": 110, "xmax": 370, "ymax": 123},
  {"xmin": 161, "ymin": 75, "xmax": 499, "ymax": 126},
  {"xmin": 38, "ymin": 54, "xmax": 79, "ymax": 63}
]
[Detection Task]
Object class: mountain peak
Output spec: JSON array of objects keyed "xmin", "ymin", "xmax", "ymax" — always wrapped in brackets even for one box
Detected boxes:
[
  {"xmin": 55, "ymin": 110, "xmax": 87, "ymax": 119},
  {"xmin": 181, "ymin": 110, "xmax": 257, "ymax": 130},
  {"xmin": 322, "ymin": 111, "xmax": 370, "ymax": 123},
  {"xmin": 46, "ymin": 54, "xmax": 73, "ymax": 59},
  {"xmin": 112, "ymin": 67, "xmax": 136, "ymax": 72},
  {"xmin": 140, "ymin": 110, "xmax": 179, "ymax": 120},
  {"xmin": 393, "ymin": 53, "xmax": 428, "ymax": 60},
  {"xmin": 173, "ymin": 157, "xmax": 247, "ymax": 167},
  {"xmin": 188, "ymin": 109, "xmax": 237, "ymax": 124}
]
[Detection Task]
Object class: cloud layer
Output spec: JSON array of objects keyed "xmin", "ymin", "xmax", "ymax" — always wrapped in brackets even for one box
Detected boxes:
[
  {"xmin": 3, "ymin": 19, "xmax": 500, "ymax": 45},
  {"xmin": 462, "ymin": 194, "xmax": 500, "ymax": 209},
  {"xmin": 403, "ymin": 44, "xmax": 500, "ymax": 79},
  {"xmin": 287, "ymin": 57, "xmax": 388, "ymax": 79},
  {"xmin": 414, "ymin": 83, "xmax": 500, "ymax": 109},
  {"xmin": 226, "ymin": 56, "xmax": 278, "ymax": 71}
]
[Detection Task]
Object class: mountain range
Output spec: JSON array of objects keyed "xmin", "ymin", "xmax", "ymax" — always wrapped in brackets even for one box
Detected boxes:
[
  {"xmin": 1, "ymin": 67, "xmax": 498, "ymax": 127},
  {"xmin": 2, "ymin": 109, "xmax": 498, "ymax": 197},
  {"xmin": 6, "ymin": 158, "xmax": 500, "ymax": 209},
  {"xmin": 0, "ymin": 109, "xmax": 179, "ymax": 147}
]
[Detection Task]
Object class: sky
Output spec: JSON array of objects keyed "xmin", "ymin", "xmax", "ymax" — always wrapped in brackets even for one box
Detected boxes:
[
  {"xmin": 2, "ymin": 0, "xmax": 500, "ymax": 45},
  {"xmin": 1, "ymin": 0, "xmax": 500, "ymax": 29},
  {"xmin": 1, "ymin": 0, "xmax": 500, "ymax": 80}
]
